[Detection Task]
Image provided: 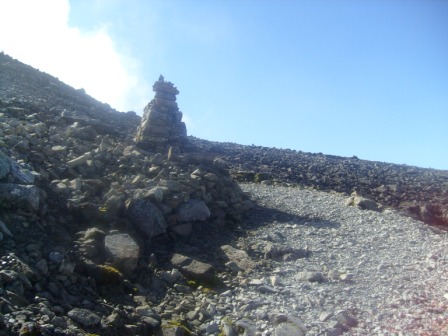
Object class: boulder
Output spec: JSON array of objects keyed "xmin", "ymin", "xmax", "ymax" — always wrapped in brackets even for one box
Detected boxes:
[
  {"xmin": 104, "ymin": 233, "xmax": 140, "ymax": 274},
  {"xmin": 220, "ymin": 245, "xmax": 256, "ymax": 272},
  {"xmin": 0, "ymin": 183, "xmax": 40, "ymax": 210},
  {"xmin": 0, "ymin": 151, "xmax": 10, "ymax": 180},
  {"xmin": 176, "ymin": 200, "xmax": 211, "ymax": 222},
  {"xmin": 345, "ymin": 192, "xmax": 380, "ymax": 212},
  {"xmin": 67, "ymin": 308, "xmax": 101, "ymax": 327},
  {"xmin": 126, "ymin": 198, "xmax": 167, "ymax": 238},
  {"xmin": 171, "ymin": 253, "xmax": 215, "ymax": 283}
]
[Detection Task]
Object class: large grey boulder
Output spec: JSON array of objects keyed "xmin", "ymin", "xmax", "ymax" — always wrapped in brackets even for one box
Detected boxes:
[
  {"xmin": 104, "ymin": 233, "xmax": 140, "ymax": 274},
  {"xmin": 126, "ymin": 199, "xmax": 167, "ymax": 238}
]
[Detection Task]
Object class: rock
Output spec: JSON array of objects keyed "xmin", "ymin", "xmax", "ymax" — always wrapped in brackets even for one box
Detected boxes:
[
  {"xmin": 0, "ymin": 219, "xmax": 13, "ymax": 237},
  {"xmin": 144, "ymin": 186, "xmax": 165, "ymax": 203},
  {"xmin": 0, "ymin": 151, "xmax": 11, "ymax": 179},
  {"xmin": 104, "ymin": 233, "xmax": 140, "ymax": 274},
  {"xmin": 205, "ymin": 322, "xmax": 220, "ymax": 334},
  {"xmin": 67, "ymin": 308, "xmax": 101, "ymax": 327},
  {"xmin": 83, "ymin": 227, "xmax": 106, "ymax": 241},
  {"xmin": 235, "ymin": 318, "xmax": 257, "ymax": 336},
  {"xmin": 295, "ymin": 271, "xmax": 326, "ymax": 283},
  {"xmin": 220, "ymin": 245, "xmax": 256, "ymax": 272},
  {"xmin": 345, "ymin": 192, "xmax": 380, "ymax": 211},
  {"xmin": 51, "ymin": 316, "xmax": 67, "ymax": 329},
  {"xmin": 335, "ymin": 311, "xmax": 358, "ymax": 330},
  {"xmin": 171, "ymin": 253, "xmax": 215, "ymax": 283},
  {"xmin": 274, "ymin": 322, "xmax": 305, "ymax": 336},
  {"xmin": 0, "ymin": 183, "xmax": 40, "ymax": 210},
  {"xmin": 35, "ymin": 259, "xmax": 48, "ymax": 274},
  {"xmin": 176, "ymin": 200, "xmax": 211, "ymax": 222},
  {"xmin": 220, "ymin": 317, "xmax": 237, "ymax": 336},
  {"xmin": 102, "ymin": 312, "xmax": 123, "ymax": 328},
  {"xmin": 126, "ymin": 198, "xmax": 167, "ymax": 238},
  {"xmin": 264, "ymin": 243, "xmax": 310, "ymax": 261},
  {"xmin": 66, "ymin": 151, "xmax": 92, "ymax": 168},
  {"xmin": 162, "ymin": 325, "xmax": 186, "ymax": 336}
]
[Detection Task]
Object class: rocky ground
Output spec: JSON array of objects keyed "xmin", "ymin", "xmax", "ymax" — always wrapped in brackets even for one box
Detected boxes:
[
  {"xmin": 0, "ymin": 52, "xmax": 447, "ymax": 335},
  {"xmin": 189, "ymin": 138, "xmax": 448, "ymax": 228}
]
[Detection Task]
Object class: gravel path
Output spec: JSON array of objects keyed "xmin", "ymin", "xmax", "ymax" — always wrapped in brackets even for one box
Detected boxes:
[{"xmin": 228, "ymin": 183, "xmax": 448, "ymax": 335}]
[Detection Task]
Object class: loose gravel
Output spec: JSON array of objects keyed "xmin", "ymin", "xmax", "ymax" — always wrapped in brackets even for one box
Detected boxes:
[{"xmin": 226, "ymin": 183, "xmax": 448, "ymax": 335}]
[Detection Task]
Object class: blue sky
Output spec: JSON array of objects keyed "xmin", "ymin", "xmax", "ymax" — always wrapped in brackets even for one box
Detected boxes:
[{"xmin": 0, "ymin": 1, "xmax": 447, "ymax": 170}]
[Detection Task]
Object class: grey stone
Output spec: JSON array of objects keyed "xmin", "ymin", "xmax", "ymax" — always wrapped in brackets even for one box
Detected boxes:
[
  {"xmin": 0, "ymin": 183, "xmax": 40, "ymax": 210},
  {"xmin": 171, "ymin": 253, "xmax": 215, "ymax": 282},
  {"xmin": 264, "ymin": 243, "xmax": 310, "ymax": 261},
  {"xmin": 67, "ymin": 308, "xmax": 101, "ymax": 327},
  {"xmin": 126, "ymin": 198, "xmax": 167, "ymax": 238},
  {"xmin": 346, "ymin": 192, "xmax": 380, "ymax": 212},
  {"xmin": 205, "ymin": 322, "xmax": 220, "ymax": 334},
  {"xmin": 104, "ymin": 233, "xmax": 140, "ymax": 274},
  {"xmin": 144, "ymin": 186, "xmax": 164, "ymax": 203},
  {"xmin": 177, "ymin": 200, "xmax": 211, "ymax": 222},
  {"xmin": 35, "ymin": 259, "xmax": 48, "ymax": 274},
  {"xmin": 48, "ymin": 252, "xmax": 64, "ymax": 264},
  {"xmin": 235, "ymin": 318, "xmax": 257, "ymax": 336},
  {"xmin": 295, "ymin": 271, "xmax": 326, "ymax": 283},
  {"xmin": 0, "ymin": 219, "xmax": 13, "ymax": 237},
  {"xmin": 51, "ymin": 316, "xmax": 67, "ymax": 329},
  {"xmin": 336, "ymin": 311, "xmax": 358, "ymax": 329},
  {"xmin": 274, "ymin": 322, "xmax": 305, "ymax": 336},
  {"xmin": 220, "ymin": 244, "xmax": 256, "ymax": 272},
  {"xmin": 0, "ymin": 151, "xmax": 10, "ymax": 180}
]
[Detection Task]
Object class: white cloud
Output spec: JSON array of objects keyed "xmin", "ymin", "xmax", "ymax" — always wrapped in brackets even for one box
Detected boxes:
[{"xmin": 0, "ymin": 0, "xmax": 147, "ymax": 112}]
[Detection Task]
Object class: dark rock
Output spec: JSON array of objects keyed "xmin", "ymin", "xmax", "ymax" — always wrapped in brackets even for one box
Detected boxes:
[
  {"xmin": 67, "ymin": 308, "xmax": 101, "ymax": 327},
  {"xmin": 126, "ymin": 198, "xmax": 167, "ymax": 238},
  {"xmin": 0, "ymin": 183, "xmax": 40, "ymax": 210}
]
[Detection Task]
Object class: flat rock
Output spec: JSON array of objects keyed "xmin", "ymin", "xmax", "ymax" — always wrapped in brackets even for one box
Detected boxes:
[
  {"xmin": 220, "ymin": 244, "xmax": 256, "ymax": 272},
  {"xmin": 171, "ymin": 253, "xmax": 215, "ymax": 282}
]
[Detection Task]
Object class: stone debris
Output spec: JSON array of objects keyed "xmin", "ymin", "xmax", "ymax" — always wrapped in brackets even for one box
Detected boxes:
[
  {"xmin": 189, "ymin": 137, "xmax": 448, "ymax": 227},
  {"xmin": 0, "ymin": 52, "xmax": 447, "ymax": 336}
]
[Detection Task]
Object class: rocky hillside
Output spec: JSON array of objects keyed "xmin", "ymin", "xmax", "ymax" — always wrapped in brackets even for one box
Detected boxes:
[
  {"xmin": 189, "ymin": 138, "xmax": 448, "ymax": 227},
  {"xmin": 0, "ymin": 52, "xmax": 447, "ymax": 335},
  {"xmin": 0, "ymin": 53, "xmax": 251, "ymax": 335}
]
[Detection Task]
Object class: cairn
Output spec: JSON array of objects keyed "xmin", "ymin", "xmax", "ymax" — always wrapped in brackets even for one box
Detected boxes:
[{"xmin": 135, "ymin": 75, "xmax": 187, "ymax": 152}]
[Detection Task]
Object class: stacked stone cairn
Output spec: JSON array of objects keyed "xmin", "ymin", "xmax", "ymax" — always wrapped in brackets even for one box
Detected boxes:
[{"xmin": 135, "ymin": 75, "xmax": 187, "ymax": 153}]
